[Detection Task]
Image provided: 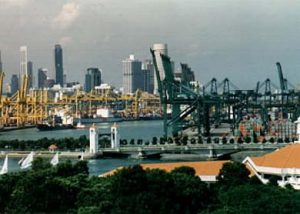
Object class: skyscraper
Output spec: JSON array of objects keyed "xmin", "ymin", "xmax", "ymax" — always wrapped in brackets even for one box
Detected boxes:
[
  {"xmin": 54, "ymin": 44, "xmax": 64, "ymax": 87},
  {"xmin": 11, "ymin": 74, "xmax": 19, "ymax": 95},
  {"xmin": 142, "ymin": 60, "xmax": 154, "ymax": 93},
  {"xmin": 20, "ymin": 46, "xmax": 28, "ymax": 78},
  {"xmin": 122, "ymin": 54, "xmax": 143, "ymax": 94},
  {"xmin": 38, "ymin": 68, "xmax": 47, "ymax": 89},
  {"xmin": 84, "ymin": 68, "xmax": 101, "ymax": 92},
  {"xmin": 152, "ymin": 43, "xmax": 168, "ymax": 95},
  {"xmin": 27, "ymin": 61, "xmax": 33, "ymax": 88}
]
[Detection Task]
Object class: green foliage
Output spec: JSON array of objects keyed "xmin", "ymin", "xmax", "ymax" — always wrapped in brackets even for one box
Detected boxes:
[
  {"xmin": 215, "ymin": 185, "xmax": 300, "ymax": 214},
  {"xmin": 32, "ymin": 157, "xmax": 52, "ymax": 171},
  {"xmin": 216, "ymin": 162, "xmax": 250, "ymax": 187},
  {"xmin": 0, "ymin": 135, "xmax": 89, "ymax": 151},
  {"xmin": 171, "ymin": 166, "xmax": 196, "ymax": 176},
  {"xmin": 1, "ymin": 160, "xmax": 300, "ymax": 213}
]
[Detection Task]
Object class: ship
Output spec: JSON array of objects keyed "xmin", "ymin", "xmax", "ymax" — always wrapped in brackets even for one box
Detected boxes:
[
  {"xmin": 74, "ymin": 108, "xmax": 122, "ymax": 124},
  {"xmin": 36, "ymin": 115, "xmax": 74, "ymax": 131},
  {"xmin": 138, "ymin": 113, "xmax": 163, "ymax": 121},
  {"xmin": 36, "ymin": 123, "xmax": 74, "ymax": 131}
]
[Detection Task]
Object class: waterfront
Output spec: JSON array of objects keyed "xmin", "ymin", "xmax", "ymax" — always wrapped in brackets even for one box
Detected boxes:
[
  {"xmin": 0, "ymin": 120, "xmax": 166, "ymax": 175},
  {"xmin": 0, "ymin": 156, "xmax": 169, "ymax": 176},
  {"xmin": 0, "ymin": 120, "xmax": 164, "ymax": 141}
]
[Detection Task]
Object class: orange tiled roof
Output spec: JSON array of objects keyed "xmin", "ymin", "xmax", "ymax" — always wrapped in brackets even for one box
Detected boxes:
[
  {"xmin": 250, "ymin": 143, "xmax": 300, "ymax": 168},
  {"xmin": 140, "ymin": 161, "xmax": 229, "ymax": 176},
  {"xmin": 48, "ymin": 144, "xmax": 58, "ymax": 150},
  {"xmin": 100, "ymin": 160, "xmax": 229, "ymax": 177}
]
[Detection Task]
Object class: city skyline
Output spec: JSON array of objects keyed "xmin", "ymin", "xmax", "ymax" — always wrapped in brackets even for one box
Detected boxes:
[{"xmin": 1, "ymin": 0, "xmax": 300, "ymax": 89}]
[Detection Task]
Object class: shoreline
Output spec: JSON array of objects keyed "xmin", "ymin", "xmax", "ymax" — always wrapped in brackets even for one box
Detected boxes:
[{"xmin": 0, "ymin": 151, "xmax": 94, "ymax": 159}]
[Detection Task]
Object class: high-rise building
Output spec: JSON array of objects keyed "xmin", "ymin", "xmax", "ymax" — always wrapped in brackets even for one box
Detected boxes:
[
  {"xmin": 38, "ymin": 68, "xmax": 47, "ymax": 89},
  {"xmin": 141, "ymin": 69, "xmax": 151, "ymax": 92},
  {"xmin": 142, "ymin": 60, "xmax": 155, "ymax": 93},
  {"xmin": 20, "ymin": 46, "xmax": 28, "ymax": 79},
  {"xmin": 27, "ymin": 61, "xmax": 33, "ymax": 88},
  {"xmin": 0, "ymin": 51, "xmax": 2, "ymax": 72},
  {"xmin": 11, "ymin": 74, "xmax": 19, "ymax": 95},
  {"xmin": 122, "ymin": 54, "xmax": 143, "ymax": 94},
  {"xmin": 44, "ymin": 78, "xmax": 55, "ymax": 88},
  {"xmin": 152, "ymin": 43, "xmax": 168, "ymax": 95},
  {"xmin": 54, "ymin": 44, "xmax": 64, "ymax": 87},
  {"xmin": 84, "ymin": 68, "xmax": 102, "ymax": 92}
]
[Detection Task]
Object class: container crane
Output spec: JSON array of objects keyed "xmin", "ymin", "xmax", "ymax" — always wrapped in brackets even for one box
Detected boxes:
[{"xmin": 276, "ymin": 62, "xmax": 286, "ymax": 92}]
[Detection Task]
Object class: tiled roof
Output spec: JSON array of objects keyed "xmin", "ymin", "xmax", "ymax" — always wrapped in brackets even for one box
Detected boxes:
[
  {"xmin": 100, "ymin": 160, "xmax": 229, "ymax": 177},
  {"xmin": 250, "ymin": 143, "xmax": 300, "ymax": 168}
]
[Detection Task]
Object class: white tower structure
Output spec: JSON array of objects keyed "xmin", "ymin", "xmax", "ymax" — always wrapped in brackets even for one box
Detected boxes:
[
  {"xmin": 122, "ymin": 54, "xmax": 142, "ymax": 94},
  {"xmin": 295, "ymin": 117, "xmax": 300, "ymax": 142},
  {"xmin": 89, "ymin": 124, "xmax": 99, "ymax": 154},
  {"xmin": 20, "ymin": 46, "xmax": 28, "ymax": 76},
  {"xmin": 111, "ymin": 123, "xmax": 119, "ymax": 149},
  {"xmin": 152, "ymin": 43, "xmax": 168, "ymax": 95}
]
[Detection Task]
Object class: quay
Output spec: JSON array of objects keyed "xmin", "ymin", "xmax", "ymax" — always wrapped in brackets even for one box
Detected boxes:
[{"xmin": 0, "ymin": 125, "xmax": 35, "ymax": 132}]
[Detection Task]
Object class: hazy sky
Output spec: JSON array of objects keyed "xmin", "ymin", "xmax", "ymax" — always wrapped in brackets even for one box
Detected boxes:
[{"xmin": 1, "ymin": 0, "xmax": 300, "ymax": 89}]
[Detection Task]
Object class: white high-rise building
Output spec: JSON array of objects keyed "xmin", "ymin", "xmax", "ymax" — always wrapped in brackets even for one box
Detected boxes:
[
  {"xmin": 122, "ymin": 54, "xmax": 142, "ymax": 94},
  {"xmin": 152, "ymin": 43, "xmax": 168, "ymax": 95},
  {"xmin": 20, "ymin": 46, "xmax": 28, "ymax": 77}
]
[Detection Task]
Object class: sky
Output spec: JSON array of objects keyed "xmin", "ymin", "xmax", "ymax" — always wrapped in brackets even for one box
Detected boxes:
[{"xmin": 1, "ymin": 0, "xmax": 300, "ymax": 89}]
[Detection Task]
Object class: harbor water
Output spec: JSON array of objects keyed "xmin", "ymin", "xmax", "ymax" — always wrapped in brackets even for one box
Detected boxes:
[
  {"xmin": 0, "ymin": 120, "xmax": 167, "ymax": 176},
  {"xmin": 0, "ymin": 157, "xmax": 171, "ymax": 176},
  {"xmin": 0, "ymin": 120, "xmax": 164, "ymax": 141}
]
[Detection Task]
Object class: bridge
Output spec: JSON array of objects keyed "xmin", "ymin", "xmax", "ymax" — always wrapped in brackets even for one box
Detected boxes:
[{"xmin": 100, "ymin": 142, "xmax": 288, "ymax": 159}]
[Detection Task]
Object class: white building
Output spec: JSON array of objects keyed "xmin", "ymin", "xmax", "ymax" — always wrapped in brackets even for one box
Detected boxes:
[
  {"xmin": 243, "ymin": 117, "xmax": 300, "ymax": 189},
  {"xmin": 122, "ymin": 54, "xmax": 142, "ymax": 94},
  {"xmin": 20, "ymin": 46, "xmax": 28, "ymax": 76}
]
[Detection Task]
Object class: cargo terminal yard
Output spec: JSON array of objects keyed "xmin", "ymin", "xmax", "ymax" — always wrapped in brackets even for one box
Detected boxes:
[{"xmin": 0, "ymin": 49, "xmax": 300, "ymax": 144}]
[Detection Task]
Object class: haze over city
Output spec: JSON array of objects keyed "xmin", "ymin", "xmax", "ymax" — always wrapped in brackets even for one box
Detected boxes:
[{"xmin": 1, "ymin": 0, "xmax": 300, "ymax": 88}]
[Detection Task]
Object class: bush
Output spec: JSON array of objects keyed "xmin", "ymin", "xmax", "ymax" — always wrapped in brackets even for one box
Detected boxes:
[{"xmin": 190, "ymin": 138, "xmax": 196, "ymax": 144}]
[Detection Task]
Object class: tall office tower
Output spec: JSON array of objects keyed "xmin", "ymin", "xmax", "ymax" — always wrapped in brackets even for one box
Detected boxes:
[
  {"xmin": 54, "ymin": 44, "xmax": 64, "ymax": 87},
  {"xmin": 84, "ymin": 68, "xmax": 102, "ymax": 92},
  {"xmin": 38, "ymin": 68, "xmax": 48, "ymax": 89},
  {"xmin": 152, "ymin": 43, "xmax": 168, "ymax": 95},
  {"xmin": 142, "ymin": 60, "xmax": 154, "ymax": 93},
  {"xmin": 141, "ymin": 69, "xmax": 151, "ymax": 92},
  {"xmin": 27, "ymin": 61, "xmax": 33, "ymax": 88},
  {"xmin": 0, "ymin": 51, "xmax": 2, "ymax": 72},
  {"xmin": 122, "ymin": 54, "xmax": 142, "ymax": 94},
  {"xmin": 11, "ymin": 74, "xmax": 19, "ymax": 95},
  {"xmin": 20, "ymin": 46, "xmax": 28, "ymax": 76},
  {"xmin": 63, "ymin": 74, "xmax": 66, "ymax": 86}
]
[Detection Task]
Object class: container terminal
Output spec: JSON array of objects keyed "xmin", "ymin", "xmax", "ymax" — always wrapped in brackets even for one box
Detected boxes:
[{"xmin": 0, "ymin": 50, "xmax": 299, "ymax": 143}]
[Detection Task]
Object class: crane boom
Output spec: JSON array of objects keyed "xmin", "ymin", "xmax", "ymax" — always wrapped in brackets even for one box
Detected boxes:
[{"xmin": 276, "ymin": 62, "xmax": 286, "ymax": 92}]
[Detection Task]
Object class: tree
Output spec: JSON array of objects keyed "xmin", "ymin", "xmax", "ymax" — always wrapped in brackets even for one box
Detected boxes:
[
  {"xmin": 32, "ymin": 157, "xmax": 51, "ymax": 171},
  {"xmin": 222, "ymin": 136, "xmax": 227, "ymax": 144},
  {"xmin": 181, "ymin": 135, "xmax": 188, "ymax": 145},
  {"xmin": 217, "ymin": 162, "xmax": 250, "ymax": 187},
  {"xmin": 152, "ymin": 137, "xmax": 158, "ymax": 145},
  {"xmin": 171, "ymin": 166, "xmax": 196, "ymax": 177}
]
